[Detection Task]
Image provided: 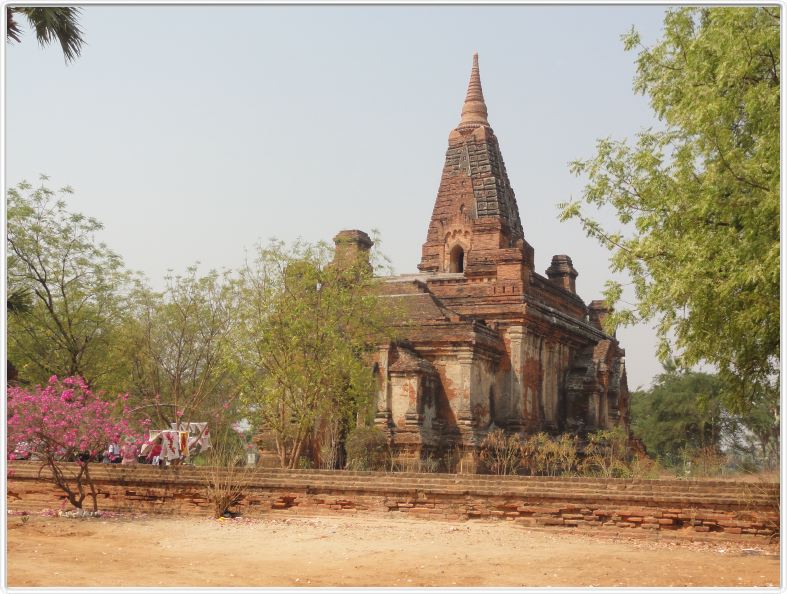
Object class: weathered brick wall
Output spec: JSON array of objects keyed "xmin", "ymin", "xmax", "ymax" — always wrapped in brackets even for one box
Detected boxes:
[{"xmin": 7, "ymin": 462, "xmax": 778, "ymax": 540}]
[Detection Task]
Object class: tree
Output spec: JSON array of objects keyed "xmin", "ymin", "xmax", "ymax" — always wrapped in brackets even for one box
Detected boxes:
[
  {"xmin": 124, "ymin": 267, "xmax": 241, "ymax": 432},
  {"xmin": 7, "ymin": 178, "xmax": 135, "ymax": 390},
  {"xmin": 6, "ymin": 7, "xmax": 85, "ymax": 62},
  {"xmin": 735, "ymin": 389, "xmax": 780, "ymax": 471},
  {"xmin": 631, "ymin": 364, "xmax": 779, "ymax": 471},
  {"xmin": 7, "ymin": 375, "xmax": 132, "ymax": 512},
  {"xmin": 236, "ymin": 238, "xmax": 395, "ymax": 469},
  {"xmin": 6, "ymin": 287, "xmax": 31, "ymax": 383},
  {"xmin": 630, "ymin": 364, "xmax": 727, "ymax": 465},
  {"xmin": 560, "ymin": 8, "xmax": 779, "ymax": 409},
  {"xmin": 7, "ymin": 287, "xmax": 31, "ymax": 314}
]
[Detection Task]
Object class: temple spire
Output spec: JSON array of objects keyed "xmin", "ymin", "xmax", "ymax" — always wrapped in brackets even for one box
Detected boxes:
[{"xmin": 458, "ymin": 52, "xmax": 489, "ymax": 129}]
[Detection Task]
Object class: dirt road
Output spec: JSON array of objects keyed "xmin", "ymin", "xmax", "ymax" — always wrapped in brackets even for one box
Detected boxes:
[{"xmin": 6, "ymin": 513, "xmax": 780, "ymax": 587}]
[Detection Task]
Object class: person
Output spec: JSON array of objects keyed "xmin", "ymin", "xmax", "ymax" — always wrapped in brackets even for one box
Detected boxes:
[
  {"xmin": 146, "ymin": 441, "xmax": 163, "ymax": 466},
  {"xmin": 107, "ymin": 442, "xmax": 122, "ymax": 463},
  {"xmin": 9, "ymin": 441, "xmax": 31, "ymax": 461},
  {"xmin": 121, "ymin": 438, "xmax": 139, "ymax": 465}
]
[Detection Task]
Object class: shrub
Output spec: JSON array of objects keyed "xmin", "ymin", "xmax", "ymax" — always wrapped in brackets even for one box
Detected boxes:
[
  {"xmin": 479, "ymin": 429, "xmax": 522, "ymax": 475},
  {"xmin": 297, "ymin": 456, "xmax": 314, "ymax": 469},
  {"xmin": 442, "ymin": 446, "xmax": 463, "ymax": 474},
  {"xmin": 419, "ymin": 454, "xmax": 441, "ymax": 473},
  {"xmin": 389, "ymin": 453, "xmax": 443, "ymax": 473},
  {"xmin": 345, "ymin": 426, "xmax": 390, "ymax": 471},
  {"xmin": 627, "ymin": 452, "xmax": 663, "ymax": 479},
  {"xmin": 201, "ymin": 428, "xmax": 253, "ymax": 518},
  {"xmin": 579, "ymin": 428, "xmax": 632, "ymax": 478},
  {"xmin": 676, "ymin": 446, "xmax": 729, "ymax": 478},
  {"xmin": 521, "ymin": 432, "xmax": 578, "ymax": 476}
]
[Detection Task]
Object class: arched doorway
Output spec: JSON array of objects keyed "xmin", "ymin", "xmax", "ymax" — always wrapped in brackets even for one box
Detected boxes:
[{"xmin": 449, "ymin": 245, "xmax": 465, "ymax": 273}]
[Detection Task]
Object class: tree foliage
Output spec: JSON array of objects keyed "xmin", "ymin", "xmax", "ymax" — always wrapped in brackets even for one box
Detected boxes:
[
  {"xmin": 6, "ymin": 177, "xmax": 400, "ymax": 470},
  {"xmin": 236, "ymin": 238, "xmax": 395, "ymax": 469},
  {"xmin": 631, "ymin": 364, "xmax": 779, "ymax": 471},
  {"xmin": 7, "ymin": 178, "xmax": 134, "ymax": 390},
  {"xmin": 630, "ymin": 364, "xmax": 726, "ymax": 465},
  {"xmin": 6, "ymin": 7, "xmax": 85, "ymax": 62},
  {"xmin": 125, "ymin": 268, "xmax": 241, "ymax": 430},
  {"xmin": 560, "ymin": 7, "xmax": 779, "ymax": 409}
]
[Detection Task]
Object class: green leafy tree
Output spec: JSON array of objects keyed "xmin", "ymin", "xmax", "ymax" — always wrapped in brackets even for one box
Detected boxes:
[
  {"xmin": 630, "ymin": 364, "xmax": 727, "ymax": 466},
  {"xmin": 632, "ymin": 364, "xmax": 778, "ymax": 472},
  {"xmin": 6, "ymin": 287, "xmax": 31, "ymax": 383},
  {"xmin": 6, "ymin": 7, "xmax": 85, "ymax": 62},
  {"xmin": 7, "ymin": 178, "xmax": 134, "ymax": 390},
  {"xmin": 236, "ymin": 237, "xmax": 395, "ymax": 469},
  {"xmin": 561, "ymin": 7, "xmax": 779, "ymax": 409},
  {"xmin": 125, "ymin": 267, "xmax": 241, "ymax": 430}
]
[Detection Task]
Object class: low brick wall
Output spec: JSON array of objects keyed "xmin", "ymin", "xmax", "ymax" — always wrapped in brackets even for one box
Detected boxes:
[{"xmin": 7, "ymin": 462, "xmax": 778, "ymax": 540}]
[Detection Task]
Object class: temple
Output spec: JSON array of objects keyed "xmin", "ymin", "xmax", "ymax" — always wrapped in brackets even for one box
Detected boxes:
[{"xmin": 336, "ymin": 54, "xmax": 629, "ymax": 466}]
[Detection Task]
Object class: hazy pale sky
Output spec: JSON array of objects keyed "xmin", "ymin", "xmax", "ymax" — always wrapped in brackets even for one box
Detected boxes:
[{"xmin": 6, "ymin": 5, "xmax": 671, "ymax": 389}]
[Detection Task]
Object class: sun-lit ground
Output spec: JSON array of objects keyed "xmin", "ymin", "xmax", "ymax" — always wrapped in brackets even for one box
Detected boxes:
[{"xmin": 6, "ymin": 513, "xmax": 780, "ymax": 588}]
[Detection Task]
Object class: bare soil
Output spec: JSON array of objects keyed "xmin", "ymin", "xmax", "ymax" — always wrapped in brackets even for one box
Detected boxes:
[{"xmin": 6, "ymin": 513, "xmax": 780, "ymax": 588}]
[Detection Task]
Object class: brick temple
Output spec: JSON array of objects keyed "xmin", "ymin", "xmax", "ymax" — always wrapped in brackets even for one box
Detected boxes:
[{"xmin": 336, "ymin": 54, "xmax": 629, "ymax": 463}]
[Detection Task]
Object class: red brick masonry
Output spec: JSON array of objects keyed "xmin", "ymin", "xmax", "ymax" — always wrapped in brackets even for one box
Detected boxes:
[{"xmin": 7, "ymin": 462, "xmax": 778, "ymax": 540}]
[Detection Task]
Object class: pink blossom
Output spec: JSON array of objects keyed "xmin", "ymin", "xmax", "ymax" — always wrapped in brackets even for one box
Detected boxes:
[{"xmin": 7, "ymin": 376, "xmax": 132, "ymax": 465}]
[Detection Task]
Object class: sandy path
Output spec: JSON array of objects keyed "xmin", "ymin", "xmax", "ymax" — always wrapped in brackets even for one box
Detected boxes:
[{"xmin": 6, "ymin": 513, "xmax": 780, "ymax": 587}]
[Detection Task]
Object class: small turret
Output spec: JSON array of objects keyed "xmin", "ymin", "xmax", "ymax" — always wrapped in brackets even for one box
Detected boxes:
[
  {"xmin": 588, "ymin": 299, "xmax": 611, "ymax": 333},
  {"xmin": 546, "ymin": 255, "xmax": 578, "ymax": 294},
  {"xmin": 333, "ymin": 229, "xmax": 373, "ymax": 271}
]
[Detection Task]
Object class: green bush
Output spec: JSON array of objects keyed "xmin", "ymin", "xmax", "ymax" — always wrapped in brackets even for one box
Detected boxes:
[{"xmin": 345, "ymin": 426, "xmax": 390, "ymax": 471}]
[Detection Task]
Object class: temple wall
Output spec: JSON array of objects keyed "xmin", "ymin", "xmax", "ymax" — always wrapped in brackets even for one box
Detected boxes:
[
  {"xmin": 541, "ymin": 340, "xmax": 572, "ymax": 428},
  {"xmin": 379, "ymin": 322, "xmax": 621, "ymax": 444},
  {"xmin": 468, "ymin": 354, "xmax": 498, "ymax": 429},
  {"xmin": 390, "ymin": 374, "xmax": 417, "ymax": 428},
  {"xmin": 7, "ymin": 463, "xmax": 778, "ymax": 542},
  {"xmin": 528, "ymin": 274, "xmax": 587, "ymax": 320},
  {"xmin": 522, "ymin": 330, "xmax": 545, "ymax": 428},
  {"xmin": 420, "ymin": 376, "xmax": 440, "ymax": 442},
  {"xmin": 373, "ymin": 348, "xmax": 391, "ymax": 421},
  {"xmin": 432, "ymin": 356, "xmax": 465, "ymax": 422},
  {"xmin": 503, "ymin": 326, "xmax": 524, "ymax": 426}
]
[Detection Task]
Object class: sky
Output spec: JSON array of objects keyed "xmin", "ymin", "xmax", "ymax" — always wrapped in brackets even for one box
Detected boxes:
[{"xmin": 6, "ymin": 4, "xmax": 672, "ymax": 389}]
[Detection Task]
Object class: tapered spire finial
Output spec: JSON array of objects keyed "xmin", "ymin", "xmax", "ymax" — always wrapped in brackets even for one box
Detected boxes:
[{"xmin": 458, "ymin": 52, "xmax": 489, "ymax": 129}]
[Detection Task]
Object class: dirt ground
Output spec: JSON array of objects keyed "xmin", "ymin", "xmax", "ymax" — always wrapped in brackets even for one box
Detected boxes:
[{"xmin": 6, "ymin": 512, "xmax": 781, "ymax": 588}]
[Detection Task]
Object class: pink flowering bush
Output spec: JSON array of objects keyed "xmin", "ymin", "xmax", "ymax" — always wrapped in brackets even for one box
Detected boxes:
[{"xmin": 7, "ymin": 376, "xmax": 132, "ymax": 511}]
